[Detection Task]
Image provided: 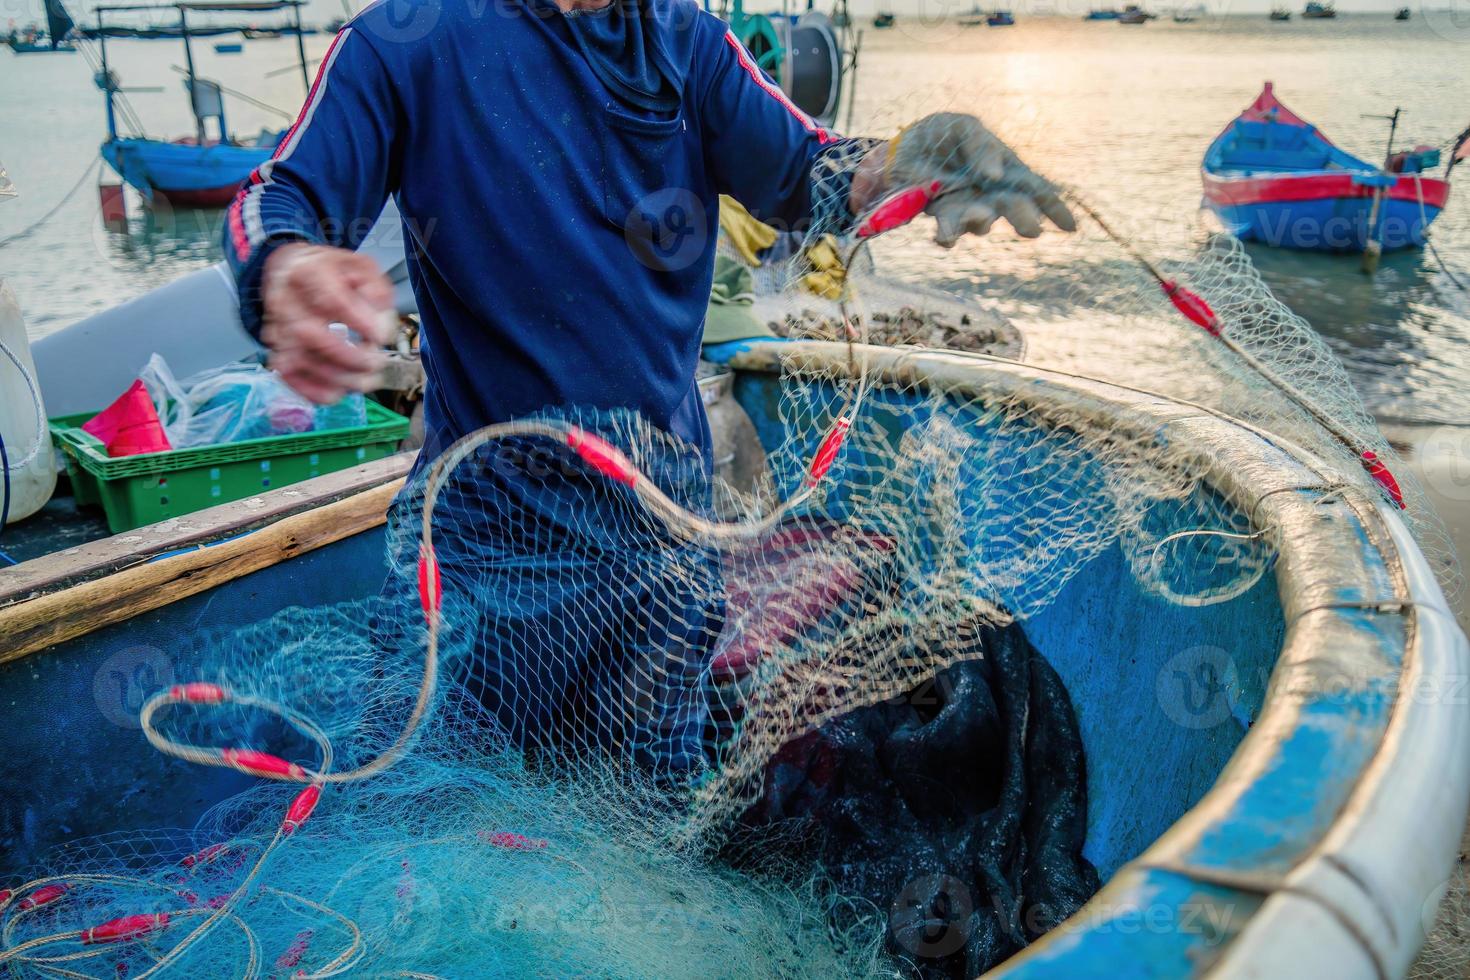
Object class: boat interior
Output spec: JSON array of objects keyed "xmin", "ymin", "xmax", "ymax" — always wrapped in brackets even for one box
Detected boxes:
[
  {"xmin": 3, "ymin": 338, "xmax": 1456, "ymax": 975},
  {"xmin": 1206, "ymin": 118, "xmax": 1366, "ymax": 176}
]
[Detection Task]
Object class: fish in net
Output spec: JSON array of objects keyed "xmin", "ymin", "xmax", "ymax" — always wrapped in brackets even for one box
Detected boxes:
[{"xmin": 1, "ymin": 112, "xmax": 1458, "ymax": 979}]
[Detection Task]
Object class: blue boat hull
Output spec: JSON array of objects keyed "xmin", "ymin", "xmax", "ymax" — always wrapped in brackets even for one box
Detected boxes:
[
  {"xmin": 1205, "ymin": 193, "xmax": 1443, "ymax": 252},
  {"xmin": 101, "ymin": 136, "xmax": 280, "ymax": 207}
]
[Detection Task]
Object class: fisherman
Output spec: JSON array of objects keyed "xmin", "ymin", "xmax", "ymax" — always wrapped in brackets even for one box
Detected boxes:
[{"xmin": 225, "ymin": 0, "xmax": 1073, "ymax": 778}]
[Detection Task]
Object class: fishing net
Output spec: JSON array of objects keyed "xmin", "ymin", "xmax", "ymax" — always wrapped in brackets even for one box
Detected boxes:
[{"xmin": 2, "ymin": 112, "xmax": 1459, "ymax": 979}]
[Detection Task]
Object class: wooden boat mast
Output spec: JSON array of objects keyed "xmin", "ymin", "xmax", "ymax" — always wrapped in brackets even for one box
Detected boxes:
[{"xmin": 178, "ymin": 4, "xmax": 205, "ymax": 144}]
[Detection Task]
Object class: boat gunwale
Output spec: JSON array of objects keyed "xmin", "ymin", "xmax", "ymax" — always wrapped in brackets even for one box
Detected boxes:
[
  {"xmin": 715, "ymin": 339, "xmax": 1468, "ymax": 978},
  {"xmin": 0, "ymin": 451, "xmax": 414, "ymax": 612}
]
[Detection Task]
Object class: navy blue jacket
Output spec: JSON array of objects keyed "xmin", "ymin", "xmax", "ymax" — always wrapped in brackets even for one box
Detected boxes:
[{"xmin": 224, "ymin": 0, "xmax": 842, "ymax": 460}]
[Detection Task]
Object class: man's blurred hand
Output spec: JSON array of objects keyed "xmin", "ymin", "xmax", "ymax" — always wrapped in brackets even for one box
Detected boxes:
[
  {"xmin": 856, "ymin": 112, "xmax": 1076, "ymax": 246},
  {"xmin": 261, "ymin": 243, "xmax": 396, "ymax": 404}
]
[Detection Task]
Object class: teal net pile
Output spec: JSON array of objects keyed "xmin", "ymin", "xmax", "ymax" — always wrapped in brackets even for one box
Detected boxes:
[{"xmin": 2, "ymin": 113, "xmax": 1459, "ymax": 979}]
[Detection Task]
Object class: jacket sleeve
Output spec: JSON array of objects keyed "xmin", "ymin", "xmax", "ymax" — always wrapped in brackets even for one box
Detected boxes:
[
  {"xmin": 222, "ymin": 26, "xmax": 402, "ymax": 340},
  {"xmin": 698, "ymin": 26, "xmax": 836, "ymax": 232}
]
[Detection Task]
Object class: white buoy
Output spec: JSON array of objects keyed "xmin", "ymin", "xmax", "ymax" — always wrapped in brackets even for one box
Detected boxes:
[{"xmin": 0, "ymin": 278, "xmax": 57, "ymax": 526}]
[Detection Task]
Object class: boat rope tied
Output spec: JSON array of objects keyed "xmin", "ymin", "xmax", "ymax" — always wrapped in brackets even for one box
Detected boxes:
[
  {"xmin": 856, "ymin": 181, "xmax": 943, "ymax": 239},
  {"xmin": 566, "ymin": 427, "xmax": 639, "ymax": 487},
  {"xmin": 416, "ymin": 545, "xmax": 442, "ymax": 620},
  {"xmin": 220, "ymin": 748, "xmax": 306, "ymax": 781},
  {"xmin": 169, "ymin": 682, "xmax": 228, "ymax": 705},
  {"xmin": 807, "ymin": 417, "xmax": 852, "ymax": 486},
  {"xmin": 282, "ymin": 784, "xmax": 322, "ymax": 835},
  {"xmin": 18, "ymin": 884, "xmax": 68, "ymax": 911},
  {"xmin": 80, "ymin": 912, "xmax": 170, "ymax": 945},
  {"xmin": 1160, "ymin": 279, "xmax": 1222, "ymax": 336},
  {"xmin": 1360, "ymin": 450, "xmax": 1406, "ymax": 509}
]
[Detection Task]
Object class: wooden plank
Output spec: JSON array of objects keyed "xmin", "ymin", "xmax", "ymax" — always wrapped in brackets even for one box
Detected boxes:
[
  {"xmin": 0, "ymin": 479, "xmax": 402, "ymax": 665},
  {"xmin": 0, "ymin": 452, "xmax": 415, "ymax": 608}
]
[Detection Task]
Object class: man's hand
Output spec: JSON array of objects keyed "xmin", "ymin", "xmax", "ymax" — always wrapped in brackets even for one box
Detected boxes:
[
  {"xmin": 260, "ymin": 243, "xmax": 397, "ymax": 404},
  {"xmin": 852, "ymin": 112, "xmax": 1076, "ymax": 246}
]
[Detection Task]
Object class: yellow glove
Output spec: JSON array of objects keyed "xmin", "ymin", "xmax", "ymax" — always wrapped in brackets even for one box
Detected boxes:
[
  {"xmin": 718, "ymin": 195, "xmax": 779, "ymax": 267},
  {"xmin": 800, "ymin": 235, "xmax": 848, "ymax": 300}
]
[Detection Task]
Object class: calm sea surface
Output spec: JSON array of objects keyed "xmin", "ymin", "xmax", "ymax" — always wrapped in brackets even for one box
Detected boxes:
[{"xmin": 2, "ymin": 12, "xmax": 1468, "ymax": 424}]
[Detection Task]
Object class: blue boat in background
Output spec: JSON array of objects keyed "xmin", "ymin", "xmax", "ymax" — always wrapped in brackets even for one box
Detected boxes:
[
  {"xmin": 100, "ymin": 137, "xmax": 282, "ymax": 207},
  {"xmin": 1202, "ymin": 82, "xmax": 1451, "ymax": 253},
  {"xmin": 94, "ymin": 0, "xmax": 312, "ymax": 207}
]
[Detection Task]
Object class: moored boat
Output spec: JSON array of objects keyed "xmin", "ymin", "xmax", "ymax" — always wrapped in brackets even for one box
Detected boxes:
[
  {"xmin": 4, "ymin": 0, "xmax": 76, "ymax": 51},
  {"xmin": 1302, "ymin": 1, "xmax": 1335, "ymax": 17},
  {"xmin": 871, "ymin": 10, "xmax": 894, "ymax": 27},
  {"xmin": 94, "ymin": 0, "xmax": 312, "ymax": 208},
  {"xmin": 988, "ymin": 10, "xmax": 1016, "ymax": 25},
  {"xmin": 1202, "ymin": 82, "xmax": 1450, "ymax": 252},
  {"xmin": 1085, "ymin": 8, "xmax": 1120, "ymax": 18},
  {"xmin": 1395, "ymin": 6, "xmax": 1411, "ymax": 19},
  {"xmin": 1269, "ymin": 6, "xmax": 1291, "ymax": 19},
  {"xmin": 1118, "ymin": 4, "xmax": 1155, "ymax": 23}
]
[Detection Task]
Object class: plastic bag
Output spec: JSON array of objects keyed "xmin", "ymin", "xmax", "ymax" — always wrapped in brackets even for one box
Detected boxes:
[{"xmin": 139, "ymin": 354, "xmax": 366, "ymax": 450}]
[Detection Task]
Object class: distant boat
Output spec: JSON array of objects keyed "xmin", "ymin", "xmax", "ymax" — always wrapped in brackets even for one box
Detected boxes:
[
  {"xmin": 872, "ymin": 11, "xmax": 895, "ymax": 27},
  {"xmin": 987, "ymin": 10, "xmax": 1015, "ymax": 24},
  {"xmin": 1202, "ymin": 82, "xmax": 1449, "ymax": 252},
  {"xmin": 1302, "ymin": 1, "xmax": 1335, "ymax": 17},
  {"xmin": 1394, "ymin": 6, "xmax": 1410, "ymax": 18},
  {"xmin": 4, "ymin": 0, "xmax": 77, "ymax": 52},
  {"xmin": 1172, "ymin": 3, "xmax": 1204, "ymax": 21},
  {"xmin": 5, "ymin": 35, "xmax": 77, "ymax": 52},
  {"xmin": 1085, "ymin": 8, "xmax": 1120, "ymax": 18},
  {"xmin": 95, "ymin": 0, "xmax": 312, "ymax": 208},
  {"xmin": 1118, "ymin": 5, "xmax": 1153, "ymax": 23},
  {"xmin": 1269, "ymin": 6, "xmax": 1291, "ymax": 18},
  {"xmin": 213, "ymin": 41, "xmax": 242, "ymax": 53}
]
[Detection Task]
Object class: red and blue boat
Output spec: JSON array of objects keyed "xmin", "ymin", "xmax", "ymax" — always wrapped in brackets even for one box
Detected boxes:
[
  {"xmin": 94, "ymin": 1, "xmax": 312, "ymax": 208},
  {"xmin": 1202, "ymin": 82, "xmax": 1450, "ymax": 253}
]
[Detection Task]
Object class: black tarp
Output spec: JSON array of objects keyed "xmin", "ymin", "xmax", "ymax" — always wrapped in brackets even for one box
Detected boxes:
[{"xmin": 742, "ymin": 618, "xmax": 1099, "ymax": 977}]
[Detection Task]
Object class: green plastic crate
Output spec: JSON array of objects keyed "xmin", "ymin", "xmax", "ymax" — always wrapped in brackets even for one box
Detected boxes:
[{"xmin": 49, "ymin": 401, "xmax": 411, "ymax": 533}]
